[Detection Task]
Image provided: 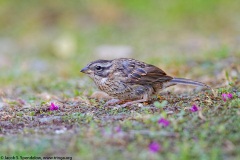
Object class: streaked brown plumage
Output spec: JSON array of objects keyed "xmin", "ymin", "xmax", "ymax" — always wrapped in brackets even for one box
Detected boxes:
[{"xmin": 80, "ymin": 58, "xmax": 210, "ymax": 106}]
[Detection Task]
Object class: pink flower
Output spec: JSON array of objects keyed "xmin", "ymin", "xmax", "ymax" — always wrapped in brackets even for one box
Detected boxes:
[
  {"xmin": 158, "ymin": 118, "xmax": 170, "ymax": 127},
  {"xmin": 114, "ymin": 126, "xmax": 122, "ymax": 133},
  {"xmin": 222, "ymin": 94, "xmax": 227, "ymax": 102},
  {"xmin": 227, "ymin": 93, "xmax": 233, "ymax": 99},
  {"xmin": 190, "ymin": 104, "xmax": 199, "ymax": 112},
  {"xmin": 49, "ymin": 102, "xmax": 59, "ymax": 111},
  {"xmin": 222, "ymin": 93, "xmax": 233, "ymax": 102},
  {"xmin": 149, "ymin": 141, "xmax": 161, "ymax": 153}
]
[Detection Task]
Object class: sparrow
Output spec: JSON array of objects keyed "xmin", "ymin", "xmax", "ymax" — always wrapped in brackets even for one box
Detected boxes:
[{"xmin": 80, "ymin": 58, "xmax": 210, "ymax": 106}]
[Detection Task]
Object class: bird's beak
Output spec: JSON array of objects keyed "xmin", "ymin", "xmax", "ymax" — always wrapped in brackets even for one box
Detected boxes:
[{"xmin": 80, "ymin": 66, "xmax": 90, "ymax": 74}]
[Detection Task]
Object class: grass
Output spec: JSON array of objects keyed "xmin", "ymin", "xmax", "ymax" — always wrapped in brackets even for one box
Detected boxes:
[
  {"xmin": 0, "ymin": 82, "xmax": 239, "ymax": 159},
  {"xmin": 0, "ymin": 1, "xmax": 240, "ymax": 159}
]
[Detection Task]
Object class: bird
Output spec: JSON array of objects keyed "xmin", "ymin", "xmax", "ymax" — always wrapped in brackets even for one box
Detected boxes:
[{"xmin": 80, "ymin": 58, "xmax": 210, "ymax": 106}]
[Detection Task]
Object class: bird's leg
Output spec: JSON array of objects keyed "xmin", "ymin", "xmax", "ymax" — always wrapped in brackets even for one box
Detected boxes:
[
  {"xmin": 104, "ymin": 99, "xmax": 122, "ymax": 107},
  {"xmin": 121, "ymin": 94, "xmax": 149, "ymax": 107}
]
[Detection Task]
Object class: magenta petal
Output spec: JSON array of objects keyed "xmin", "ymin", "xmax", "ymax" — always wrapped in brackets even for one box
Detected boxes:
[
  {"xmin": 149, "ymin": 141, "xmax": 161, "ymax": 153},
  {"xmin": 158, "ymin": 118, "xmax": 170, "ymax": 127},
  {"xmin": 222, "ymin": 94, "xmax": 227, "ymax": 102},
  {"xmin": 190, "ymin": 104, "xmax": 199, "ymax": 112},
  {"xmin": 227, "ymin": 93, "xmax": 233, "ymax": 99},
  {"xmin": 114, "ymin": 126, "xmax": 122, "ymax": 133},
  {"xmin": 49, "ymin": 102, "xmax": 59, "ymax": 111}
]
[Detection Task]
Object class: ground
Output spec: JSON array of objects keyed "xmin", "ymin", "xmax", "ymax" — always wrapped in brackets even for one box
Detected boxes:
[{"xmin": 0, "ymin": 56, "xmax": 239, "ymax": 159}]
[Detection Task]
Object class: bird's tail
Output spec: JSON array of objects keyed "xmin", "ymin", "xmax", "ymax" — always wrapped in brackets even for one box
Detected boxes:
[{"xmin": 163, "ymin": 78, "xmax": 211, "ymax": 89}]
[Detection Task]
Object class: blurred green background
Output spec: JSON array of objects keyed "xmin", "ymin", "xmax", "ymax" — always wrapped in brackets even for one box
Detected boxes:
[{"xmin": 0, "ymin": 0, "xmax": 239, "ymax": 85}]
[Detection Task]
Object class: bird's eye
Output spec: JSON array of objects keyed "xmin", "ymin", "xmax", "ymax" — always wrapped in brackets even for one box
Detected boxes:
[{"xmin": 95, "ymin": 65, "xmax": 102, "ymax": 71}]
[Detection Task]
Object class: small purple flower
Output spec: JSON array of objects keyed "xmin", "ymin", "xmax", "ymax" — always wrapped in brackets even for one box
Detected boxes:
[
  {"xmin": 49, "ymin": 102, "xmax": 59, "ymax": 111},
  {"xmin": 17, "ymin": 98, "xmax": 26, "ymax": 105},
  {"xmin": 222, "ymin": 93, "xmax": 233, "ymax": 102},
  {"xmin": 149, "ymin": 141, "xmax": 161, "ymax": 153},
  {"xmin": 222, "ymin": 94, "xmax": 227, "ymax": 102},
  {"xmin": 114, "ymin": 126, "xmax": 122, "ymax": 133},
  {"xmin": 158, "ymin": 118, "xmax": 170, "ymax": 127},
  {"xmin": 190, "ymin": 104, "xmax": 199, "ymax": 112},
  {"xmin": 227, "ymin": 93, "xmax": 233, "ymax": 99}
]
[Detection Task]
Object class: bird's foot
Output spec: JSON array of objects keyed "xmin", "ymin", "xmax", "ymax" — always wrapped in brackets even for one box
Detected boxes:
[{"xmin": 104, "ymin": 99, "xmax": 122, "ymax": 107}]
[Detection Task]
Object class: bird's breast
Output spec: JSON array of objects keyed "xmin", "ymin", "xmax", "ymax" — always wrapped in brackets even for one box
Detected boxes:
[{"xmin": 93, "ymin": 76, "xmax": 133, "ymax": 99}]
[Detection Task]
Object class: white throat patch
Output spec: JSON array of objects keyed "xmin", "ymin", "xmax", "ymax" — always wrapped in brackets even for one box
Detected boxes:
[{"xmin": 100, "ymin": 77, "xmax": 108, "ymax": 84}]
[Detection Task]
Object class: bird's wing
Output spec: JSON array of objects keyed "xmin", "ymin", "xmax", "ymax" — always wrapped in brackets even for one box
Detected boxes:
[{"xmin": 120, "ymin": 59, "xmax": 173, "ymax": 84}]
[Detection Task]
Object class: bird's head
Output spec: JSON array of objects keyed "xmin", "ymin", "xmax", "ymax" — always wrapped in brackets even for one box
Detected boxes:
[{"xmin": 80, "ymin": 59, "xmax": 113, "ymax": 79}]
